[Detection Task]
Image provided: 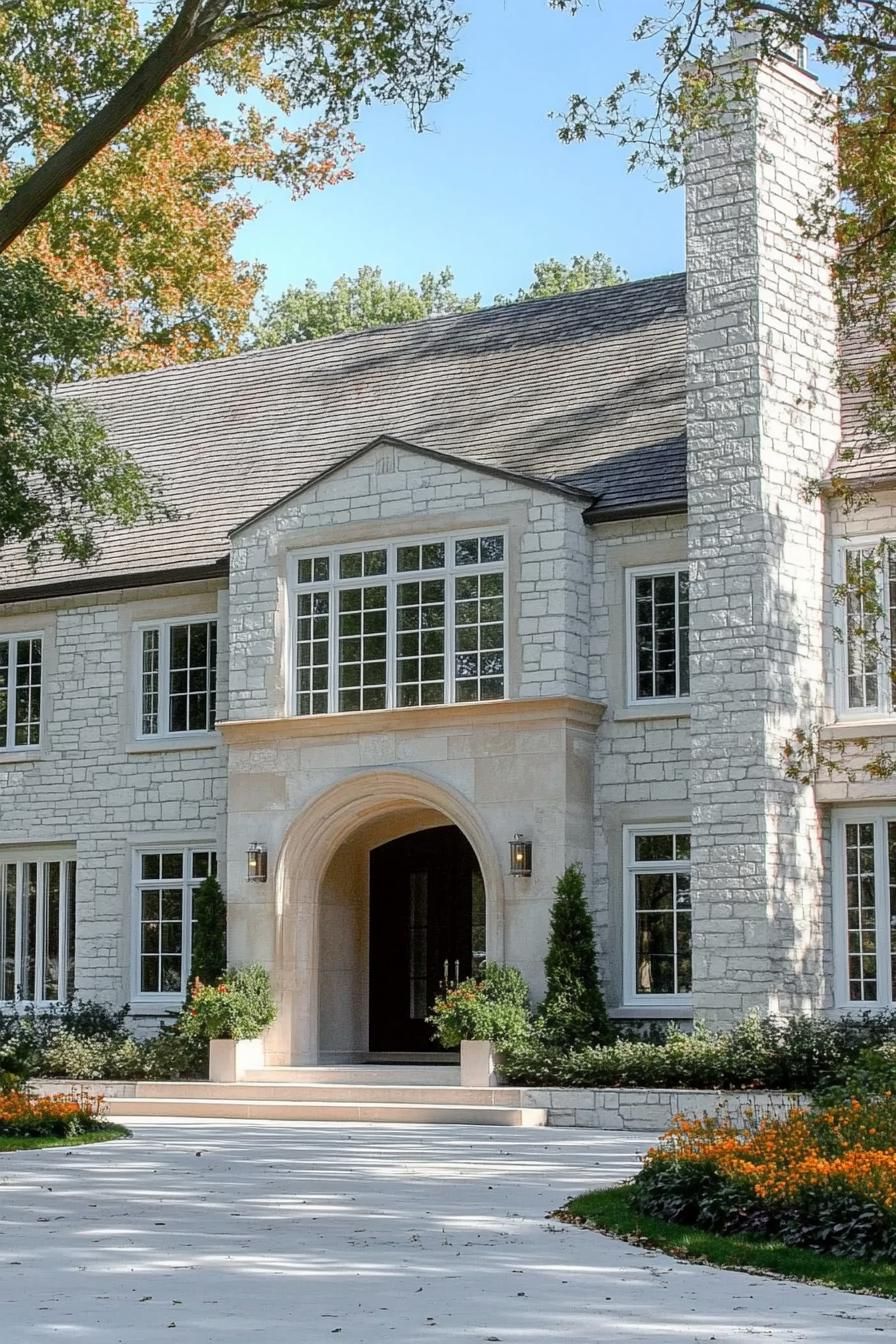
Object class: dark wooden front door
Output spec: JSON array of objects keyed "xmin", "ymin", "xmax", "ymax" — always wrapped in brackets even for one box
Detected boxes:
[{"xmin": 369, "ymin": 825, "xmax": 485, "ymax": 1053}]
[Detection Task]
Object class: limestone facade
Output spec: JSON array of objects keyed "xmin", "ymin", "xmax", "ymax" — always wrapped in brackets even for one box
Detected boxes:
[{"xmin": 2, "ymin": 50, "xmax": 893, "ymax": 1056}]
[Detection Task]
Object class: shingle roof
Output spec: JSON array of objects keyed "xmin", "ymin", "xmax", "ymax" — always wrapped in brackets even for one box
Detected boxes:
[{"xmin": 0, "ymin": 272, "xmax": 689, "ymax": 598}]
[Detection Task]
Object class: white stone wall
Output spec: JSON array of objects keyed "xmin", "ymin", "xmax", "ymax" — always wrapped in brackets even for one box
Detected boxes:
[
  {"xmin": 0, "ymin": 582, "xmax": 228, "ymax": 1015},
  {"xmin": 588, "ymin": 512, "xmax": 693, "ymax": 1012},
  {"xmin": 686, "ymin": 52, "xmax": 840, "ymax": 1020},
  {"xmin": 228, "ymin": 441, "xmax": 594, "ymax": 723}
]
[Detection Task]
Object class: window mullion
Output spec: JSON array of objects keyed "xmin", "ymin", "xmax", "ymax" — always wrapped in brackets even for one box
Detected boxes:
[
  {"xmin": 33, "ymin": 862, "xmax": 45, "ymax": 1002},
  {"xmin": 387, "ymin": 573, "xmax": 397, "ymax": 709},
  {"xmin": 878, "ymin": 819, "xmax": 890, "ymax": 1006},
  {"xmin": 674, "ymin": 573, "xmax": 681, "ymax": 700},
  {"xmin": 328, "ymin": 570, "xmax": 338, "ymax": 714},
  {"xmin": 160, "ymin": 623, "xmax": 171, "ymax": 737}
]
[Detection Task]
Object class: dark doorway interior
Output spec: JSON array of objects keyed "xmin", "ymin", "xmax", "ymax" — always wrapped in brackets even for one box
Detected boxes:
[{"xmin": 368, "ymin": 825, "xmax": 485, "ymax": 1053}]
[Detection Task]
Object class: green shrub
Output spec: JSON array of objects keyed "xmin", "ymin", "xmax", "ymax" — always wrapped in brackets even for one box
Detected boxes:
[
  {"xmin": 182, "ymin": 964, "xmax": 277, "ymax": 1041},
  {"xmin": 428, "ymin": 962, "xmax": 532, "ymax": 1050},
  {"xmin": 140, "ymin": 1019, "xmax": 208, "ymax": 1080},
  {"xmin": 538, "ymin": 864, "xmax": 611, "ymax": 1049},
  {"xmin": 190, "ymin": 873, "xmax": 227, "ymax": 983},
  {"xmin": 40, "ymin": 1032, "xmax": 144, "ymax": 1081},
  {"xmin": 502, "ymin": 1011, "xmax": 896, "ymax": 1092}
]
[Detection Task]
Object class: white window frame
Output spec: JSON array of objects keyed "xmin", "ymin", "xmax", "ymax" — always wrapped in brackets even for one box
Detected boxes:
[
  {"xmin": 133, "ymin": 616, "xmax": 218, "ymax": 741},
  {"xmin": 130, "ymin": 844, "xmax": 217, "ymax": 1007},
  {"xmin": 286, "ymin": 530, "xmax": 509, "ymax": 717},
  {"xmin": 832, "ymin": 808, "xmax": 896, "ymax": 1010},
  {"xmin": 625, "ymin": 565, "xmax": 690, "ymax": 708},
  {"xmin": 622, "ymin": 822, "xmax": 693, "ymax": 1009},
  {"xmin": 0, "ymin": 849, "xmax": 76, "ymax": 1005},
  {"xmin": 0, "ymin": 631, "xmax": 44, "ymax": 753},
  {"xmin": 833, "ymin": 535, "xmax": 896, "ymax": 720}
]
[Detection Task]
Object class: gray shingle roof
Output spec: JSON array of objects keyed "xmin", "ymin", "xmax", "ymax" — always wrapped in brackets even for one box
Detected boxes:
[{"xmin": 0, "ymin": 272, "xmax": 689, "ymax": 597}]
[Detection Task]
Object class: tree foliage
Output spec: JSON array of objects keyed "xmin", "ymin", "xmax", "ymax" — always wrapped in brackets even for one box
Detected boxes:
[
  {"xmin": 493, "ymin": 250, "xmax": 626, "ymax": 303},
  {"xmin": 252, "ymin": 264, "xmax": 480, "ymax": 345},
  {"xmin": 0, "ymin": 0, "xmax": 466, "ymax": 369},
  {"xmin": 539, "ymin": 863, "xmax": 612, "ymax": 1050},
  {"xmin": 190, "ymin": 873, "xmax": 228, "ymax": 984},
  {"xmin": 252, "ymin": 251, "xmax": 626, "ymax": 344},
  {"xmin": 0, "ymin": 258, "xmax": 167, "ymax": 567}
]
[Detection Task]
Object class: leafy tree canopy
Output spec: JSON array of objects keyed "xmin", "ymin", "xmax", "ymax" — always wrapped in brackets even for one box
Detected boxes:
[
  {"xmin": 556, "ymin": 0, "xmax": 896, "ymax": 443},
  {"xmin": 0, "ymin": 0, "xmax": 466, "ymax": 369},
  {"xmin": 0, "ymin": 258, "xmax": 167, "ymax": 567},
  {"xmin": 252, "ymin": 251, "xmax": 626, "ymax": 344},
  {"xmin": 493, "ymin": 250, "xmax": 626, "ymax": 303}
]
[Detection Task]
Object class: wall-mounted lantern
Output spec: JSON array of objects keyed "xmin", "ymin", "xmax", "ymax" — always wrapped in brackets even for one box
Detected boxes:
[
  {"xmin": 247, "ymin": 841, "xmax": 268, "ymax": 883},
  {"xmin": 508, "ymin": 833, "xmax": 532, "ymax": 877}
]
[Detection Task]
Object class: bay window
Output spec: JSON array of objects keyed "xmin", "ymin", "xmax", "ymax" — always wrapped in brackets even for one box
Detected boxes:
[
  {"xmin": 137, "ymin": 618, "xmax": 217, "ymax": 737},
  {"xmin": 0, "ymin": 854, "xmax": 76, "ymax": 1003},
  {"xmin": 0, "ymin": 634, "xmax": 42, "ymax": 749},
  {"xmin": 291, "ymin": 533, "xmax": 506, "ymax": 716},
  {"xmin": 624, "ymin": 826, "xmax": 692, "ymax": 1005}
]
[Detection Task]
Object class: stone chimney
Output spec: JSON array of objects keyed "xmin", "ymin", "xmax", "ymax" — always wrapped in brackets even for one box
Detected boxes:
[{"xmin": 685, "ymin": 46, "xmax": 839, "ymax": 1021}]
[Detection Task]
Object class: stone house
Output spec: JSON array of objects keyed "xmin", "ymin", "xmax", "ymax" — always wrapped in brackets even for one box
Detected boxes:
[{"xmin": 0, "ymin": 44, "xmax": 891, "ymax": 1064}]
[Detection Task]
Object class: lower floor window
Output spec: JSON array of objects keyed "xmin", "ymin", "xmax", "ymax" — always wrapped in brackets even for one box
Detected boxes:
[
  {"xmin": 0, "ymin": 854, "xmax": 76, "ymax": 1003},
  {"xmin": 836, "ymin": 812, "xmax": 896, "ymax": 1007},
  {"xmin": 625, "ymin": 826, "xmax": 692, "ymax": 1003},
  {"xmin": 135, "ymin": 847, "xmax": 216, "ymax": 997}
]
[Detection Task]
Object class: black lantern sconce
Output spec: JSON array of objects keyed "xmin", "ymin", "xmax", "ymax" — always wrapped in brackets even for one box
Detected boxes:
[
  {"xmin": 247, "ymin": 841, "xmax": 268, "ymax": 883},
  {"xmin": 509, "ymin": 833, "xmax": 532, "ymax": 877}
]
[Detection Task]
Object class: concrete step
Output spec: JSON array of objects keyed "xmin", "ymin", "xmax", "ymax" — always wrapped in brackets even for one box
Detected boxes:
[
  {"xmin": 243, "ymin": 1066, "xmax": 461, "ymax": 1085},
  {"xmin": 133, "ymin": 1081, "xmax": 523, "ymax": 1105},
  {"xmin": 106, "ymin": 1096, "xmax": 546, "ymax": 1127}
]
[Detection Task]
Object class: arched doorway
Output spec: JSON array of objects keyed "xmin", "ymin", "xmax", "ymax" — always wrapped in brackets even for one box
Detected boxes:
[
  {"xmin": 369, "ymin": 825, "xmax": 485, "ymax": 1053},
  {"xmin": 268, "ymin": 770, "xmax": 506, "ymax": 1065}
]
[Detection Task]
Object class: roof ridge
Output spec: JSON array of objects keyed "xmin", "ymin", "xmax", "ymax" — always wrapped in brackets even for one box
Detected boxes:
[{"xmin": 62, "ymin": 271, "xmax": 688, "ymax": 396}]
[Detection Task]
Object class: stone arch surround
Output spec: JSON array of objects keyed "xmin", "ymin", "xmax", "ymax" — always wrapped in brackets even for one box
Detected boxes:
[{"xmin": 266, "ymin": 770, "xmax": 508, "ymax": 1065}]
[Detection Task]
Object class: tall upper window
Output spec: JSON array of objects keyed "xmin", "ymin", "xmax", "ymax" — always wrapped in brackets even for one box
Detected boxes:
[
  {"xmin": 624, "ymin": 826, "xmax": 692, "ymax": 1005},
  {"xmin": 290, "ymin": 533, "xmax": 506, "ymax": 716},
  {"xmin": 626, "ymin": 567, "xmax": 690, "ymax": 704},
  {"xmin": 138, "ymin": 618, "xmax": 217, "ymax": 737},
  {"xmin": 134, "ymin": 847, "xmax": 216, "ymax": 998},
  {"xmin": 834, "ymin": 811, "xmax": 896, "ymax": 1008},
  {"xmin": 0, "ymin": 635, "xmax": 42, "ymax": 749},
  {"xmin": 1, "ymin": 855, "xmax": 76, "ymax": 1003},
  {"xmin": 836, "ymin": 539, "xmax": 896, "ymax": 716}
]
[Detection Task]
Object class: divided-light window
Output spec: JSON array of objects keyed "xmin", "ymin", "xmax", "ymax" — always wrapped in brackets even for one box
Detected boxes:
[
  {"xmin": 627, "ymin": 567, "xmax": 690, "ymax": 704},
  {"xmin": 291, "ymin": 534, "xmax": 506, "ymax": 715},
  {"xmin": 0, "ymin": 634, "xmax": 42, "ymax": 749},
  {"xmin": 138, "ymin": 618, "xmax": 217, "ymax": 737},
  {"xmin": 0, "ymin": 855, "xmax": 76, "ymax": 1003},
  {"xmin": 836, "ymin": 539, "xmax": 896, "ymax": 717}
]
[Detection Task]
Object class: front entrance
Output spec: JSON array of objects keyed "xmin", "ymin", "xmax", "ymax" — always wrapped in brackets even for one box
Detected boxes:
[{"xmin": 369, "ymin": 825, "xmax": 485, "ymax": 1053}]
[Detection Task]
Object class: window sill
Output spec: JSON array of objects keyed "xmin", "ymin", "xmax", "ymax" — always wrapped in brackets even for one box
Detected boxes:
[
  {"xmin": 616, "ymin": 702, "xmax": 690, "ymax": 722},
  {"xmin": 824, "ymin": 719, "xmax": 896, "ymax": 740},
  {"xmin": 612, "ymin": 1004, "xmax": 694, "ymax": 1019},
  {"xmin": 129, "ymin": 996, "xmax": 185, "ymax": 1014},
  {"xmin": 0, "ymin": 747, "xmax": 42, "ymax": 763},
  {"xmin": 127, "ymin": 733, "xmax": 220, "ymax": 754}
]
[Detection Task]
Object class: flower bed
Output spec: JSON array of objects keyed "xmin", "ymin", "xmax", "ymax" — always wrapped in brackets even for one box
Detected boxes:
[
  {"xmin": 630, "ymin": 1096, "xmax": 896, "ymax": 1262},
  {"xmin": 0, "ymin": 1088, "xmax": 110, "ymax": 1139}
]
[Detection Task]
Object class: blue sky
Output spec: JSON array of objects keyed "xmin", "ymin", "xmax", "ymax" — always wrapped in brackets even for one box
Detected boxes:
[{"xmin": 233, "ymin": 0, "xmax": 685, "ymax": 304}]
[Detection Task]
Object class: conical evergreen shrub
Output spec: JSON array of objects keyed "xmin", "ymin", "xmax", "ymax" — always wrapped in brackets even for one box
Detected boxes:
[
  {"xmin": 540, "ymin": 863, "xmax": 612, "ymax": 1049},
  {"xmin": 190, "ymin": 874, "xmax": 227, "ymax": 984}
]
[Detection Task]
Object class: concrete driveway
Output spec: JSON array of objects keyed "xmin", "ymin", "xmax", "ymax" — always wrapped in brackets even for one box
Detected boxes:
[{"xmin": 1, "ymin": 1119, "xmax": 894, "ymax": 1342}]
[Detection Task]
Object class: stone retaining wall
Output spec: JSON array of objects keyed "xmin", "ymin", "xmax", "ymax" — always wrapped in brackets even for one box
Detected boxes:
[{"xmin": 522, "ymin": 1088, "xmax": 807, "ymax": 1132}]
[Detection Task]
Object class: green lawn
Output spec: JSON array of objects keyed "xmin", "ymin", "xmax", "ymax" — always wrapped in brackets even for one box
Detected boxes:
[
  {"xmin": 0, "ymin": 1125, "xmax": 129, "ymax": 1153},
  {"xmin": 562, "ymin": 1185, "xmax": 896, "ymax": 1299}
]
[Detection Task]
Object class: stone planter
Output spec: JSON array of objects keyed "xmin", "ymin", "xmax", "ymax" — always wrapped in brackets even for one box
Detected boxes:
[
  {"xmin": 460, "ymin": 1039, "xmax": 502, "ymax": 1088},
  {"xmin": 208, "ymin": 1037, "xmax": 264, "ymax": 1083}
]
